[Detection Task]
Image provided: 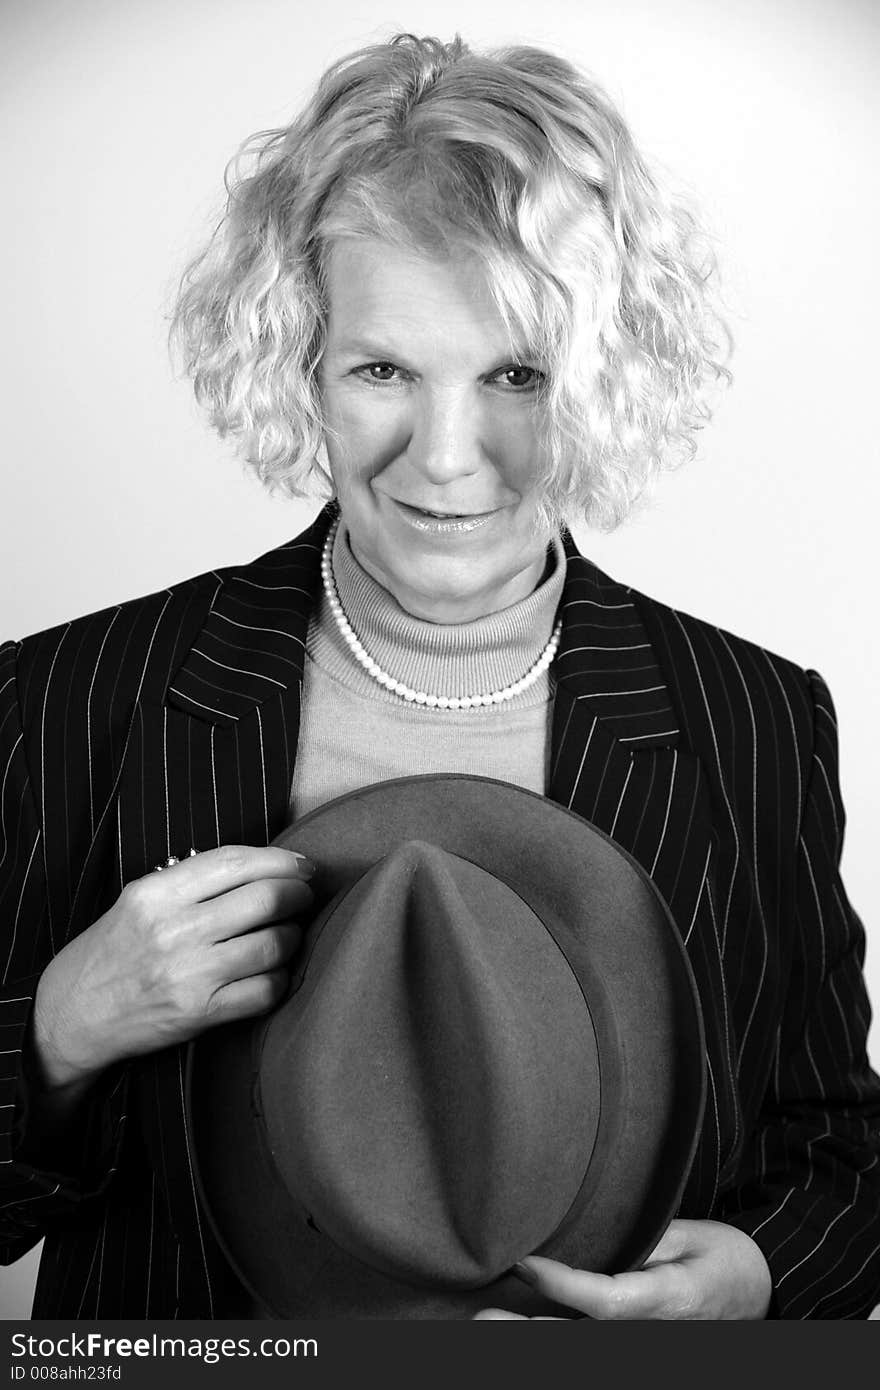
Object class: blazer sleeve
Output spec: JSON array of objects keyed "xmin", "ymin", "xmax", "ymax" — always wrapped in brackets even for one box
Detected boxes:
[
  {"xmin": 715, "ymin": 669, "xmax": 880, "ymax": 1318},
  {"xmin": 0, "ymin": 639, "xmax": 128, "ymax": 1266}
]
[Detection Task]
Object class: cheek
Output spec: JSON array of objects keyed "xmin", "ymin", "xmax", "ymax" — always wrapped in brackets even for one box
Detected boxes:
[
  {"xmin": 494, "ymin": 417, "xmax": 542, "ymax": 497},
  {"xmin": 324, "ymin": 394, "xmax": 396, "ymax": 484},
  {"xmin": 322, "ymin": 397, "xmax": 367, "ymax": 490}
]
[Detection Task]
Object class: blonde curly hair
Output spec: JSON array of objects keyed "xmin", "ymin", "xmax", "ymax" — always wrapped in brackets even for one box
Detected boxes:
[{"xmin": 171, "ymin": 32, "xmax": 731, "ymax": 531}]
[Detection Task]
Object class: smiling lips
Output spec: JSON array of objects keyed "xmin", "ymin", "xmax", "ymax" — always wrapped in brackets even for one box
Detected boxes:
[
  {"xmin": 389, "ymin": 498, "xmax": 499, "ymax": 535},
  {"xmin": 395, "ymin": 500, "xmax": 497, "ymax": 519}
]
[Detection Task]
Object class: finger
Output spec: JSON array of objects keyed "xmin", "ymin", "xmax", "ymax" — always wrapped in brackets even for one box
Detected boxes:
[
  {"xmin": 516, "ymin": 1256, "xmax": 681, "ymax": 1320},
  {"xmin": 204, "ymin": 966, "xmax": 290, "ymax": 1026},
  {"xmin": 472, "ymin": 1310, "xmax": 568, "ymax": 1320},
  {"xmin": 148, "ymin": 845, "xmax": 316, "ymax": 900},
  {"xmin": 190, "ymin": 876, "xmax": 314, "ymax": 943},
  {"xmin": 472, "ymin": 1310, "xmax": 528, "ymax": 1320},
  {"xmin": 640, "ymin": 1220, "xmax": 689, "ymax": 1268},
  {"xmin": 215, "ymin": 922, "xmax": 302, "ymax": 983}
]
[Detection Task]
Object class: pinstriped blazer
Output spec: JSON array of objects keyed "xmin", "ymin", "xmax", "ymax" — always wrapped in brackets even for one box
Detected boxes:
[{"xmin": 1, "ymin": 504, "xmax": 878, "ymax": 1318}]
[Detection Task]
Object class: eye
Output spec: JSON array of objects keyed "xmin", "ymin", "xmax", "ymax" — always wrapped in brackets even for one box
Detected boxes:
[
  {"xmin": 357, "ymin": 362, "xmax": 402, "ymax": 383},
  {"xmin": 494, "ymin": 365, "xmax": 544, "ymax": 391}
]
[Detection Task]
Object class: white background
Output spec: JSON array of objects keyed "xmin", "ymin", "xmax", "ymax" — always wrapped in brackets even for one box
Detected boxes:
[{"xmin": 1, "ymin": 0, "xmax": 878, "ymax": 1319}]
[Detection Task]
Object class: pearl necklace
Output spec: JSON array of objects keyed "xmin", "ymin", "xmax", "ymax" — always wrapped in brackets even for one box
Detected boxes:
[{"xmin": 320, "ymin": 518, "xmax": 562, "ymax": 710}]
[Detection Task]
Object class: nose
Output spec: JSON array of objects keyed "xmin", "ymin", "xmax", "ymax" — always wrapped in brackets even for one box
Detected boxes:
[{"xmin": 405, "ymin": 390, "xmax": 482, "ymax": 485}]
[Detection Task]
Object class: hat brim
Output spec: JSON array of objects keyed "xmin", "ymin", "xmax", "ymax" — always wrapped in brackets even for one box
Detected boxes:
[{"xmin": 187, "ymin": 774, "xmax": 706, "ymax": 1318}]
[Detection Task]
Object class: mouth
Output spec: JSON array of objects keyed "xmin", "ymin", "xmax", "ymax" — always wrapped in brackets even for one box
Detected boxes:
[
  {"xmin": 416, "ymin": 509, "xmax": 469, "ymax": 518},
  {"xmin": 387, "ymin": 498, "xmax": 500, "ymax": 535},
  {"xmin": 393, "ymin": 501, "xmax": 498, "ymax": 520}
]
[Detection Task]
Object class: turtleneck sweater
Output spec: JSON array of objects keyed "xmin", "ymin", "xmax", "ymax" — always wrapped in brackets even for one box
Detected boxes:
[{"xmin": 288, "ymin": 522, "xmax": 567, "ymax": 821}]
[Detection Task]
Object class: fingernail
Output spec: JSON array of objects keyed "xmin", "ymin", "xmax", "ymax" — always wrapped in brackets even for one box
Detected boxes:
[
  {"xmin": 512, "ymin": 1260, "xmax": 538, "ymax": 1286},
  {"xmin": 291, "ymin": 854, "xmax": 316, "ymax": 879}
]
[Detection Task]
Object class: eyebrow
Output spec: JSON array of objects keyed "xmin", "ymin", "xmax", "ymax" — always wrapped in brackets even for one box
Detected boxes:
[
  {"xmin": 332, "ymin": 337, "xmax": 545, "ymax": 366},
  {"xmin": 333, "ymin": 338, "xmax": 400, "ymax": 359}
]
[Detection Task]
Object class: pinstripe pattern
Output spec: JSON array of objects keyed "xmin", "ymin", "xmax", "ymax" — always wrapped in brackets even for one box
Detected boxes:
[{"xmin": 1, "ymin": 507, "xmax": 878, "ymax": 1317}]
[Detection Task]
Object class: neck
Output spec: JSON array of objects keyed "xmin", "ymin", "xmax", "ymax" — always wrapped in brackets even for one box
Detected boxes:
[
  {"xmin": 348, "ymin": 545, "xmax": 552, "ymax": 624},
  {"xmin": 312, "ymin": 519, "xmax": 567, "ymax": 706}
]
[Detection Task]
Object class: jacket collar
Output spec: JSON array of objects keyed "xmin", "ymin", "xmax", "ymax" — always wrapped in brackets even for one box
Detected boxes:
[
  {"xmin": 166, "ymin": 510, "xmax": 327, "ymax": 724},
  {"xmin": 167, "ymin": 504, "xmax": 680, "ymax": 749},
  {"xmin": 554, "ymin": 529, "xmax": 680, "ymax": 748}
]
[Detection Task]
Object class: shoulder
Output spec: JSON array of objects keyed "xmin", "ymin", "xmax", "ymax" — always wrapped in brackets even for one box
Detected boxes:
[
  {"xmin": 563, "ymin": 541, "xmax": 823, "ymax": 803},
  {"xmin": 5, "ymin": 569, "xmax": 219, "ymax": 732},
  {"xmin": 635, "ymin": 585, "xmax": 813, "ymax": 703},
  {"xmin": 631, "ymin": 584, "xmax": 824, "ymax": 788},
  {"xmin": 4, "ymin": 509, "xmax": 330, "ymax": 734},
  {"xmin": 563, "ymin": 531, "xmax": 816, "ymax": 723}
]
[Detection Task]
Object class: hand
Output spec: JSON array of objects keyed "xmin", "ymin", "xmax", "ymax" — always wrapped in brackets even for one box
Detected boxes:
[
  {"xmin": 474, "ymin": 1220, "xmax": 773, "ymax": 1320},
  {"xmin": 31, "ymin": 845, "xmax": 315, "ymax": 1092}
]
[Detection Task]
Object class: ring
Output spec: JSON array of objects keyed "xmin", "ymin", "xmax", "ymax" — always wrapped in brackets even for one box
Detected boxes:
[{"xmin": 153, "ymin": 848, "xmax": 199, "ymax": 872}]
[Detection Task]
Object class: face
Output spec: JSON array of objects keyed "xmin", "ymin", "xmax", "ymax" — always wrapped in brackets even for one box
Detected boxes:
[{"xmin": 318, "ymin": 237, "xmax": 553, "ymax": 623}]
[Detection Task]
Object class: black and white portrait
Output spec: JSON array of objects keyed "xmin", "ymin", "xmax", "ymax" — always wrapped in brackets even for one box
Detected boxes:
[{"xmin": 1, "ymin": 0, "xmax": 878, "ymax": 1328}]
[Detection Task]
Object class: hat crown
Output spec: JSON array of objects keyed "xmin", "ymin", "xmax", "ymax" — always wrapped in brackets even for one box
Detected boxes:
[{"xmin": 260, "ymin": 838, "xmax": 600, "ymax": 1287}]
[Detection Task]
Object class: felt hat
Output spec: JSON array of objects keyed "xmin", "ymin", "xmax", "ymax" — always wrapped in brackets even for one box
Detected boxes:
[{"xmin": 186, "ymin": 775, "xmax": 706, "ymax": 1318}]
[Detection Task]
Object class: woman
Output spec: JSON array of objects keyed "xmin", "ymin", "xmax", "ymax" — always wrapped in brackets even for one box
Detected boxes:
[{"xmin": 1, "ymin": 33, "xmax": 878, "ymax": 1320}]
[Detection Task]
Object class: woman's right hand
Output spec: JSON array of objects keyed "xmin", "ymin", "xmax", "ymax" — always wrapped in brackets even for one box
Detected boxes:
[{"xmin": 29, "ymin": 845, "xmax": 315, "ymax": 1094}]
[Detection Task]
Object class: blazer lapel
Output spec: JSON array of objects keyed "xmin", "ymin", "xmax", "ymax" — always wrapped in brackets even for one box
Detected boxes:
[
  {"xmin": 112, "ymin": 512, "xmax": 332, "ymax": 888},
  {"xmin": 549, "ymin": 534, "xmax": 742, "ymax": 1210},
  {"xmin": 548, "ymin": 530, "xmax": 704, "ymax": 908},
  {"xmin": 109, "ymin": 507, "xmax": 332, "ymax": 1313}
]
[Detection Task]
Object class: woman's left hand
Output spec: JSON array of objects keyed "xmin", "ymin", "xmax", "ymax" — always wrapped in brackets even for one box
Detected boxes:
[{"xmin": 474, "ymin": 1220, "xmax": 773, "ymax": 1320}]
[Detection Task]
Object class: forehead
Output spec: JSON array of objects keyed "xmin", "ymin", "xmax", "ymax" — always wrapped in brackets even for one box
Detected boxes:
[{"xmin": 322, "ymin": 236, "xmax": 520, "ymax": 358}]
